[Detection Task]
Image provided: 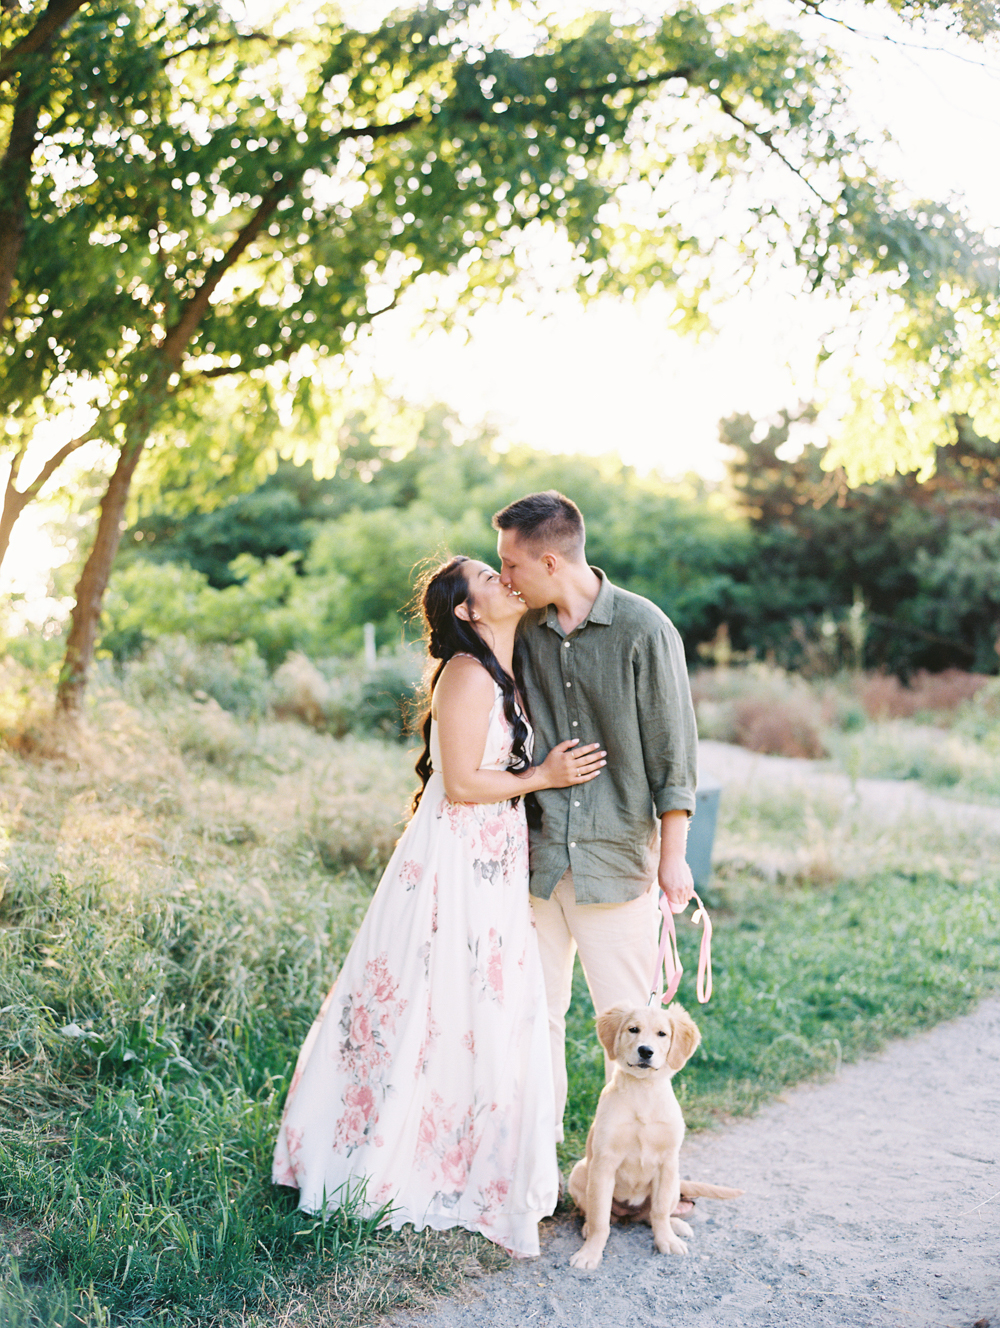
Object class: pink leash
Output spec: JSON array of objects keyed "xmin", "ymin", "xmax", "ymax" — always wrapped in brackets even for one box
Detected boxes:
[{"xmin": 649, "ymin": 891, "xmax": 713, "ymax": 1005}]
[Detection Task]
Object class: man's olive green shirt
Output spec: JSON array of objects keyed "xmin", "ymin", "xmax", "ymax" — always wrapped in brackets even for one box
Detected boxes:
[{"xmin": 521, "ymin": 569, "xmax": 697, "ymax": 905}]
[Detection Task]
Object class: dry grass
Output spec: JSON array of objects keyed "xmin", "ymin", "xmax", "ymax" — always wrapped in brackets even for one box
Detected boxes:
[{"xmin": 0, "ymin": 661, "xmax": 456, "ymax": 1328}]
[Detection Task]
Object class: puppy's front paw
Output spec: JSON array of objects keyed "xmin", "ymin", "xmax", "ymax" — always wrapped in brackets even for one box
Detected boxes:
[
  {"xmin": 569, "ymin": 1241, "xmax": 605, "ymax": 1270},
  {"xmin": 670, "ymin": 1217, "xmax": 693, "ymax": 1239},
  {"xmin": 654, "ymin": 1231, "xmax": 688, "ymax": 1256}
]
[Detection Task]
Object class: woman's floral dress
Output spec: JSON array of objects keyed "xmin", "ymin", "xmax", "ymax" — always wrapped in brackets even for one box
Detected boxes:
[{"xmin": 272, "ymin": 681, "xmax": 558, "ymax": 1257}]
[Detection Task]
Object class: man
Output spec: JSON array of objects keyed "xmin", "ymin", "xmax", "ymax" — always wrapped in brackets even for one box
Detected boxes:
[{"xmin": 493, "ymin": 490, "xmax": 697, "ymax": 1144}]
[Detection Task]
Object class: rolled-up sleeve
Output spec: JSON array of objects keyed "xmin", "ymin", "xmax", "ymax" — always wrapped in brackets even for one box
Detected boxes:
[{"xmin": 634, "ymin": 620, "xmax": 698, "ymax": 818}]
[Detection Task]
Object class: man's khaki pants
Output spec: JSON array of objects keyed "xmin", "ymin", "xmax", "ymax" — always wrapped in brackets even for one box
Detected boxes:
[{"xmin": 530, "ymin": 869, "xmax": 660, "ymax": 1142}]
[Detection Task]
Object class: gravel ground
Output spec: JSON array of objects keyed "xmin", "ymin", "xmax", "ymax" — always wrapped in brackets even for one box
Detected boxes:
[{"xmin": 392, "ymin": 997, "xmax": 1000, "ymax": 1328}]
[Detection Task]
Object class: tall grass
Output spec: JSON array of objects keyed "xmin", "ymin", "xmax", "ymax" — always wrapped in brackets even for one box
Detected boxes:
[
  {"xmin": 2, "ymin": 653, "xmax": 999, "ymax": 1324},
  {"xmin": 0, "ymin": 665, "xmax": 503, "ymax": 1327}
]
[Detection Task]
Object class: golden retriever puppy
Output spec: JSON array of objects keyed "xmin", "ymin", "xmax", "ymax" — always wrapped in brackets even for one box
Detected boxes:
[{"xmin": 568, "ymin": 1003, "xmax": 741, "ymax": 1270}]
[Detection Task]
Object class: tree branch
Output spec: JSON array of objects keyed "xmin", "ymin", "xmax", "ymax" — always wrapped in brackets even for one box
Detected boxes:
[
  {"xmin": 715, "ymin": 93, "xmax": 830, "ymax": 203},
  {"xmin": 159, "ymin": 184, "xmax": 287, "ymax": 364},
  {"xmin": 4, "ymin": 427, "xmax": 95, "ymax": 502},
  {"xmin": 161, "ymin": 31, "xmax": 295, "ymax": 63},
  {"xmin": 20, "ymin": 427, "xmax": 96, "ymax": 498},
  {"xmin": 0, "ymin": 0, "xmax": 86, "ymax": 83},
  {"xmin": 6, "ymin": 443, "xmax": 26, "ymax": 488}
]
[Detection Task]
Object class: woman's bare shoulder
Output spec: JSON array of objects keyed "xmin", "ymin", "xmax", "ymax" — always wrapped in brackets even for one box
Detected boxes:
[{"xmin": 432, "ymin": 654, "xmax": 496, "ymax": 715}]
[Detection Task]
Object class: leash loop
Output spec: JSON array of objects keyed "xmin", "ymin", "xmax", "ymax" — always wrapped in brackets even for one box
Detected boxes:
[{"xmin": 649, "ymin": 891, "xmax": 713, "ymax": 1006}]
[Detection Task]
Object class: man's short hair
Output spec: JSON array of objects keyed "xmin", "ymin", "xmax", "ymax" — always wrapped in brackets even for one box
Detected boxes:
[{"xmin": 492, "ymin": 490, "xmax": 585, "ymax": 558}]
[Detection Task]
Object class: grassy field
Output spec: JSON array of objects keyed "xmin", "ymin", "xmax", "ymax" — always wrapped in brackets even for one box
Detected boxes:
[{"xmin": 3, "ymin": 659, "xmax": 1000, "ymax": 1326}]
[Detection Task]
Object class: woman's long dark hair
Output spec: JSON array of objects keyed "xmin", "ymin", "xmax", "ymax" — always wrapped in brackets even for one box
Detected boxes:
[{"xmin": 410, "ymin": 556, "xmax": 531, "ymax": 813}]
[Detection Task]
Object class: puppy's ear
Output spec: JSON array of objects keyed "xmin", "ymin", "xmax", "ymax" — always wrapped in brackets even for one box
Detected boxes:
[
  {"xmin": 595, "ymin": 1005, "xmax": 633, "ymax": 1058},
  {"xmin": 665, "ymin": 1004, "xmax": 702, "ymax": 1071}
]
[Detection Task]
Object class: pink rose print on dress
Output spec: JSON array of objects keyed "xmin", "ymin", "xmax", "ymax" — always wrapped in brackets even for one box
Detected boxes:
[
  {"xmin": 399, "ymin": 859, "xmax": 423, "ymax": 890},
  {"xmin": 273, "ymin": 1125, "xmax": 305, "ymax": 1186},
  {"xmin": 480, "ymin": 816, "xmax": 507, "ymax": 861},
  {"xmin": 332, "ymin": 952, "xmax": 408, "ymax": 1155},
  {"xmin": 415, "ymin": 1010, "xmax": 439, "ymax": 1076},
  {"xmin": 469, "ymin": 929, "xmax": 504, "ymax": 1003},
  {"xmin": 416, "ymin": 1097, "xmax": 476, "ymax": 1198},
  {"xmin": 416, "ymin": 1090, "xmax": 453, "ymax": 1164},
  {"xmin": 478, "ymin": 1176, "xmax": 510, "ymax": 1214},
  {"xmin": 350, "ymin": 1002, "xmax": 373, "ymax": 1050},
  {"xmin": 486, "ymin": 929, "xmax": 504, "ymax": 1000},
  {"xmin": 441, "ymin": 1136, "xmax": 474, "ymax": 1189}
]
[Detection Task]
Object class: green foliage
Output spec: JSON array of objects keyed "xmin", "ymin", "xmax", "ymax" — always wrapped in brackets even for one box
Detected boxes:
[
  {"xmin": 720, "ymin": 409, "xmax": 1000, "ymax": 673},
  {"xmin": 104, "ymin": 400, "xmax": 1000, "ymax": 678},
  {"xmin": 4, "ymin": 0, "xmax": 998, "ymax": 544},
  {"xmin": 103, "ymin": 407, "xmax": 748, "ymax": 663},
  {"xmin": 118, "ymin": 635, "xmax": 273, "ymax": 720}
]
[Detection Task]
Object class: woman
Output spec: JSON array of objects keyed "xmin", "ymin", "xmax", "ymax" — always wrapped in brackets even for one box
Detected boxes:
[{"xmin": 272, "ymin": 555, "xmax": 605, "ymax": 1257}]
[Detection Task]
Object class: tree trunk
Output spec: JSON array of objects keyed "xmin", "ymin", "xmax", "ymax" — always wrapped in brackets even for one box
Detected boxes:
[
  {"xmin": 56, "ymin": 385, "xmax": 165, "ymax": 714},
  {"xmin": 0, "ymin": 79, "xmax": 42, "ymax": 328}
]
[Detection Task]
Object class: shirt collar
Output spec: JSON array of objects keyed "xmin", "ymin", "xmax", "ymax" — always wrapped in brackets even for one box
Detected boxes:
[{"xmin": 543, "ymin": 567, "xmax": 615, "ymax": 633}]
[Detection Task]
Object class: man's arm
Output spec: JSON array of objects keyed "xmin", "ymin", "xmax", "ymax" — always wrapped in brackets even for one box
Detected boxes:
[
  {"xmin": 634, "ymin": 615, "xmax": 698, "ymax": 908},
  {"xmin": 658, "ymin": 809, "xmax": 694, "ymax": 909}
]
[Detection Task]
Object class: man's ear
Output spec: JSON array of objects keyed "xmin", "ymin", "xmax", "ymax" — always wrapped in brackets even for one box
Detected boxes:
[{"xmin": 542, "ymin": 553, "xmax": 559, "ymax": 575}]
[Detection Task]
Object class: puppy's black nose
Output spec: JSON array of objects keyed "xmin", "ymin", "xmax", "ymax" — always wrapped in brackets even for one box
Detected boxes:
[{"xmin": 638, "ymin": 1045, "xmax": 653, "ymax": 1060}]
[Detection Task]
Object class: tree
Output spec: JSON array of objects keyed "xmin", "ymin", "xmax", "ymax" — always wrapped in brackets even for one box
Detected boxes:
[
  {"xmin": 2, "ymin": 0, "xmax": 997, "ymax": 710},
  {"xmin": 721, "ymin": 409, "xmax": 1000, "ymax": 671}
]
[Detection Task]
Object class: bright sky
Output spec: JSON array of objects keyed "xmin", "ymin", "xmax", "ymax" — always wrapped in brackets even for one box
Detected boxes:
[{"xmin": 3, "ymin": 0, "xmax": 999, "ymax": 622}]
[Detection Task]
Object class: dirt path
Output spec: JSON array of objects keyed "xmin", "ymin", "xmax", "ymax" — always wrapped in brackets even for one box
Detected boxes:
[
  {"xmin": 392, "ymin": 997, "xmax": 1000, "ymax": 1328},
  {"xmin": 698, "ymin": 739, "xmax": 1000, "ymax": 833}
]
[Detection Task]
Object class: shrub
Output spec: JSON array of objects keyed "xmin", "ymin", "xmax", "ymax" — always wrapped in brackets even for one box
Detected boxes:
[
  {"xmin": 119, "ymin": 636, "xmax": 272, "ymax": 720},
  {"xmin": 731, "ymin": 693, "xmax": 828, "ymax": 759},
  {"xmin": 272, "ymin": 652, "xmax": 331, "ymax": 729},
  {"xmin": 317, "ymin": 649, "xmax": 425, "ymax": 740},
  {"xmin": 691, "ymin": 665, "xmax": 831, "ymax": 758},
  {"xmin": 832, "ymin": 721, "xmax": 1000, "ymax": 798},
  {"xmin": 854, "ymin": 668, "xmax": 991, "ymax": 721}
]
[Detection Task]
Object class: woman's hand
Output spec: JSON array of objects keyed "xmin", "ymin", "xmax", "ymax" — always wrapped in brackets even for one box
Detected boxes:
[{"xmin": 537, "ymin": 739, "xmax": 606, "ymax": 790}]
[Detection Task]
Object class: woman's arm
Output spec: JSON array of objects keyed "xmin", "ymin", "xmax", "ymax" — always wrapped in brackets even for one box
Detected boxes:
[{"xmin": 433, "ymin": 655, "xmax": 605, "ymax": 804}]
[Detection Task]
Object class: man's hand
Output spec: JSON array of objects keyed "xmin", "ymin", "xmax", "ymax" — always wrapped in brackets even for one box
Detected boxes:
[{"xmin": 658, "ymin": 810, "xmax": 694, "ymax": 911}]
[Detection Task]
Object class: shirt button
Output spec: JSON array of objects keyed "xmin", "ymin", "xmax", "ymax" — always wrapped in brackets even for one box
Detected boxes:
[
  {"xmin": 565, "ymin": 681, "xmax": 572, "ymax": 688},
  {"xmin": 570, "ymin": 841, "xmax": 576, "ymax": 848},
  {"xmin": 574, "ymin": 800, "xmax": 580, "ymax": 807},
  {"xmin": 572, "ymin": 721, "xmax": 578, "ymax": 727},
  {"xmin": 563, "ymin": 641, "xmax": 571, "ymax": 649}
]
